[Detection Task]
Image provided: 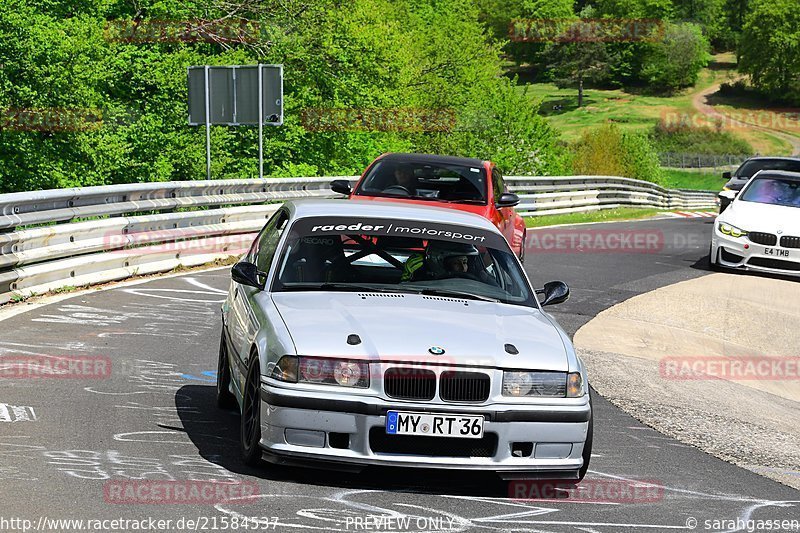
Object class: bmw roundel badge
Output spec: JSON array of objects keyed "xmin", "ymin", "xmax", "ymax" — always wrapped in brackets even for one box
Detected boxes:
[{"xmin": 429, "ymin": 346, "xmax": 445, "ymax": 355}]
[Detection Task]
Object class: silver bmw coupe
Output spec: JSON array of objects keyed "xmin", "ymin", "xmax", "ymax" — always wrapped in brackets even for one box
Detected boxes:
[{"xmin": 219, "ymin": 199, "xmax": 593, "ymax": 480}]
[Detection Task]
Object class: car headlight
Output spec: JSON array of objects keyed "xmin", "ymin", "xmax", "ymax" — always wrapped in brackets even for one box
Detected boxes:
[
  {"xmin": 721, "ymin": 186, "xmax": 730, "ymax": 192},
  {"xmin": 567, "ymin": 372, "xmax": 584, "ymax": 397},
  {"xmin": 271, "ymin": 355, "xmax": 298, "ymax": 382},
  {"xmin": 718, "ymin": 222, "xmax": 748, "ymax": 238},
  {"xmin": 298, "ymin": 357, "xmax": 369, "ymax": 388},
  {"xmin": 502, "ymin": 371, "xmax": 584, "ymax": 397}
]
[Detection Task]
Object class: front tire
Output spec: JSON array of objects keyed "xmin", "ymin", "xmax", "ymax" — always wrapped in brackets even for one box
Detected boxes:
[
  {"xmin": 240, "ymin": 356, "xmax": 263, "ymax": 466},
  {"xmin": 577, "ymin": 390, "xmax": 594, "ymax": 481},
  {"xmin": 216, "ymin": 329, "xmax": 237, "ymax": 409}
]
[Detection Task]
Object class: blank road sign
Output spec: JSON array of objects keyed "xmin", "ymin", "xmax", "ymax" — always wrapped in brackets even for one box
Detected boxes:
[
  {"xmin": 210, "ymin": 68, "xmax": 234, "ymax": 123},
  {"xmin": 235, "ymin": 67, "xmax": 260, "ymax": 124},
  {"xmin": 261, "ymin": 65, "xmax": 282, "ymax": 124},
  {"xmin": 188, "ymin": 64, "xmax": 283, "ymax": 126}
]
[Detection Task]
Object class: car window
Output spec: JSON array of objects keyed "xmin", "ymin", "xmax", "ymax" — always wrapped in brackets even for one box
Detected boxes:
[
  {"xmin": 736, "ymin": 159, "xmax": 800, "ymax": 179},
  {"xmin": 252, "ymin": 211, "xmax": 289, "ymax": 272},
  {"xmin": 492, "ymin": 168, "xmax": 505, "ymax": 203},
  {"xmin": 354, "ymin": 160, "xmax": 487, "ymax": 204},
  {"xmin": 271, "ymin": 216, "xmax": 536, "ymax": 307},
  {"xmin": 739, "ymin": 177, "xmax": 800, "ymax": 208}
]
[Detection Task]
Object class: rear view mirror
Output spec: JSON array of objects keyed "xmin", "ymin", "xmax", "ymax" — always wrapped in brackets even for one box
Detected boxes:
[
  {"xmin": 496, "ymin": 192, "xmax": 520, "ymax": 208},
  {"xmin": 537, "ymin": 281, "xmax": 570, "ymax": 306},
  {"xmin": 330, "ymin": 179, "xmax": 352, "ymax": 195},
  {"xmin": 722, "ymin": 171, "xmax": 732, "ymax": 180},
  {"xmin": 231, "ymin": 262, "xmax": 265, "ymax": 290}
]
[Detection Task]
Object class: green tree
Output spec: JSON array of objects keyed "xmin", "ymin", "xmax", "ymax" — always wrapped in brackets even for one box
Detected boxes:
[
  {"xmin": 572, "ymin": 124, "xmax": 663, "ymax": 183},
  {"xmin": 671, "ymin": 0, "xmax": 726, "ymax": 47},
  {"xmin": 739, "ymin": 0, "xmax": 800, "ymax": 104},
  {"xmin": 641, "ymin": 22, "xmax": 710, "ymax": 92},
  {"xmin": 0, "ymin": 0, "xmax": 569, "ymax": 194}
]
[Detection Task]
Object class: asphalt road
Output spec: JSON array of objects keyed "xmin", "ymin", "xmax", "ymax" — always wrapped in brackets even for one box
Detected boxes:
[{"xmin": 0, "ymin": 216, "xmax": 798, "ymax": 533}]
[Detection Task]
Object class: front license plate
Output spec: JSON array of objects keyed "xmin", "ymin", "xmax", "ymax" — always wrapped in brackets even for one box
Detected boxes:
[
  {"xmin": 385, "ymin": 411, "xmax": 484, "ymax": 439},
  {"xmin": 764, "ymin": 247, "xmax": 790, "ymax": 257}
]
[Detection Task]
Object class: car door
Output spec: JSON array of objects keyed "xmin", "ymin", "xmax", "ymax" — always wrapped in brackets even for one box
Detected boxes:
[
  {"xmin": 229, "ymin": 210, "xmax": 288, "ymax": 390},
  {"xmin": 491, "ymin": 167, "xmax": 515, "ymax": 244}
]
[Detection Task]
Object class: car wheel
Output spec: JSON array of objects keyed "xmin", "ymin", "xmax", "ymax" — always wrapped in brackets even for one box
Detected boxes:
[
  {"xmin": 240, "ymin": 356, "xmax": 263, "ymax": 466},
  {"xmin": 577, "ymin": 390, "xmax": 594, "ymax": 482},
  {"xmin": 216, "ymin": 328, "xmax": 237, "ymax": 409}
]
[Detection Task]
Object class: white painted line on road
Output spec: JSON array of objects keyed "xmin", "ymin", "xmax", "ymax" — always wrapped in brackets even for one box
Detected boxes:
[{"xmin": 0, "ymin": 403, "xmax": 36, "ymax": 422}]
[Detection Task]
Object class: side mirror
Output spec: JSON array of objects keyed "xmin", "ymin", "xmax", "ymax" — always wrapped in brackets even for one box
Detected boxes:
[
  {"xmin": 719, "ymin": 190, "xmax": 736, "ymax": 200},
  {"xmin": 231, "ymin": 262, "xmax": 265, "ymax": 290},
  {"xmin": 330, "ymin": 179, "xmax": 352, "ymax": 196},
  {"xmin": 496, "ymin": 192, "xmax": 520, "ymax": 208},
  {"xmin": 537, "ymin": 281, "xmax": 569, "ymax": 306},
  {"xmin": 722, "ymin": 171, "xmax": 732, "ymax": 180}
]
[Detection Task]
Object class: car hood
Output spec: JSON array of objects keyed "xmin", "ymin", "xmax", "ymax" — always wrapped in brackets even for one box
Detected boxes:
[
  {"xmin": 723, "ymin": 200, "xmax": 800, "ymax": 234},
  {"xmin": 351, "ymin": 194, "xmax": 489, "ymax": 217},
  {"xmin": 724, "ymin": 180, "xmax": 746, "ymax": 191},
  {"xmin": 271, "ymin": 292, "xmax": 569, "ymax": 371}
]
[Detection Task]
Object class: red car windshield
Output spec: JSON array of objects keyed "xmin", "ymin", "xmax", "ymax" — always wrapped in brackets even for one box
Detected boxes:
[{"xmin": 354, "ymin": 159, "xmax": 488, "ymax": 204}]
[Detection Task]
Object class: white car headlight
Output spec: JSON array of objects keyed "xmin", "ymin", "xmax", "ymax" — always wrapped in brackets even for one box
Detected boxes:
[
  {"xmin": 717, "ymin": 222, "xmax": 748, "ymax": 238},
  {"xmin": 502, "ymin": 371, "xmax": 584, "ymax": 397}
]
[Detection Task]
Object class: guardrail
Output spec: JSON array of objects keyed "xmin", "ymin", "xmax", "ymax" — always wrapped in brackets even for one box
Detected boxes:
[{"xmin": 0, "ymin": 175, "xmax": 716, "ymax": 304}]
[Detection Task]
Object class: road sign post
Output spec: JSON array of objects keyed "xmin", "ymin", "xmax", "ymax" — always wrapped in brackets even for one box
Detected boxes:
[{"xmin": 188, "ymin": 64, "xmax": 283, "ymax": 179}]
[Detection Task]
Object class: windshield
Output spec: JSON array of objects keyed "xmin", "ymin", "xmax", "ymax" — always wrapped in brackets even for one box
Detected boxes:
[
  {"xmin": 739, "ymin": 177, "xmax": 800, "ymax": 208},
  {"xmin": 735, "ymin": 159, "xmax": 800, "ymax": 179},
  {"xmin": 272, "ymin": 216, "xmax": 535, "ymax": 307},
  {"xmin": 354, "ymin": 159, "xmax": 487, "ymax": 204}
]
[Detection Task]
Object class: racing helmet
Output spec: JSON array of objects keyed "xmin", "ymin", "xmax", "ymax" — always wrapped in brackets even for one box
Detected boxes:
[{"xmin": 425, "ymin": 241, "xmax": 480, "ymax": 276}]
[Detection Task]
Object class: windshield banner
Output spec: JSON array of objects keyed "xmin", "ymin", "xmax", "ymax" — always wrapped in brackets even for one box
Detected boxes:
[{"xmin": 291, "ymin": 217, "xmax": 507, "ymax": 249}]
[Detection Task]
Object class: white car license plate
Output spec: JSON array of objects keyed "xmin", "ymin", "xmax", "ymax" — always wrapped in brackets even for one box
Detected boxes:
[
  {"xmin": 385, "ymin": 411, "xmax": 484, "ymax": 439},
  {"xmin": 764, "ymin": 247, "xmax": 790, "ymax": 257}
]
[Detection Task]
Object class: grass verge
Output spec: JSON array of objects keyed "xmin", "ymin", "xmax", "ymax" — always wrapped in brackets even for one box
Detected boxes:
[
  {"xmin": 661, "ymin": 169, "xmax": 724, "ymax": 191},
  {"xmin": 524, "ymin": 207, "xmax": 668, "ymax": 228}
]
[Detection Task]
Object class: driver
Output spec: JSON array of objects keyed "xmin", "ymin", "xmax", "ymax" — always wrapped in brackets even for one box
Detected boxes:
[
  {"xmin": 751, "ymin": 179, "xmax": 790, "ymax": 203},
  {"xmin": 401, "ymin": 241, "xmax": 481, "ymax": 281},
  {"xmin": 385, "ymin": 164, "xmax": 418, "ymax": 195}
]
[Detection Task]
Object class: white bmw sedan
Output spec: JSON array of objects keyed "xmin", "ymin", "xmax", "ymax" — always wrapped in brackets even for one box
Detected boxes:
[{"xmin": 711, "ymin": 170, "xmax": 800, "ymax": 275}]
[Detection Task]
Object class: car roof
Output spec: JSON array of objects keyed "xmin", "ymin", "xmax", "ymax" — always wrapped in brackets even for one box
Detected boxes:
[
  {"xmin": 750, "ymin": 170, "xmax": 800, "ymax": 181},
  {"xmin": 742, "ymin": 156, "xmax": 800, "ymax": 163},
  {"xmin": 378, "ymin": 152, "xmax": 487, "ymax": 167},
  {"xmin": 282, "ymin": 198, "xmax": 500, "ymax": 233}
]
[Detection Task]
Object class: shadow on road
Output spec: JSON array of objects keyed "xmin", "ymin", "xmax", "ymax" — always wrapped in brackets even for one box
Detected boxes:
[
  {"xmin": 691, "ymin": 251, "xmax": 800, "ymax": 282},
  {"xmin": 176, "ymin": 384, "xmax": 521, "ymax": 498}
]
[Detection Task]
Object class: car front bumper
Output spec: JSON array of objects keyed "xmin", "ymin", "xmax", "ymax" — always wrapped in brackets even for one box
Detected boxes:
[
  {"xmin": 712, "ymin": 232, "xmax": 800, "ymax": 276},
  {"xmin": 258, "ymin": 384, "xmax": 591, "ymax": 478}
]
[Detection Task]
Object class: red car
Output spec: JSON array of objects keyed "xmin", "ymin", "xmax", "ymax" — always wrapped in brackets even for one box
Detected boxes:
[{"xmin": 331, "ymin": 153, "xmax": 527, "ymax": 260}]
